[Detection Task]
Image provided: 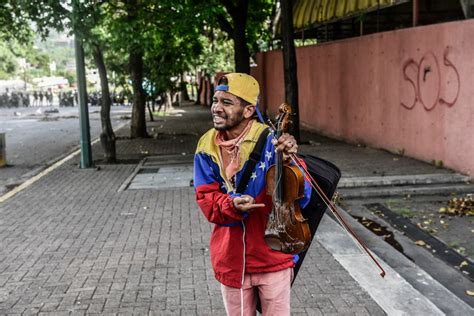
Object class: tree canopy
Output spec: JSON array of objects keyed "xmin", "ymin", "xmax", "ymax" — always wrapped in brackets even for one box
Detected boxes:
[{"xmin": 1, "ymin": 0, "xmax": 278, "ymax": 139}]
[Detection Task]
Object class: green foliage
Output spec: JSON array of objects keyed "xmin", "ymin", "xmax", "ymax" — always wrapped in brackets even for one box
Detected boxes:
[
  {"xmin": 97, "ymin": 0, "xmax": 213, "ymax": 94},
  {"xmin": 2, "ymin": 0, "xmax": 276, "ymax": 91},
  {"xmin": 196, "ymin": 32, "xmax": 234, "ymax": 75},
  {"xmin": 246, "ymin": 0, "xmax": 275, "ymax": 52},
  {"xmin": 0, "ymin": 42, "xmax": 18, "ymax": 79},
  {"xmin": 0, "ymin": 38, "xmax": 52, "ymax": 79},
  {"xmin": 194, "ymin": 0, "xmax": 274, "ymax": 56},
  {"xmin": 57, "ymin": 69, "xmax": 76, "ymax": 85},
  {"xmin": 0, "ymin": 1, "xmax": 32, "ymax": 42}
]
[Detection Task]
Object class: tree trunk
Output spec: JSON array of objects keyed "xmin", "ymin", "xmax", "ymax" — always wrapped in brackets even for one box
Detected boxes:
[
  {"xmin": 147, "ymin": 101, "xmax": 154, "ymax": 121},
  {"xmin": 232, "ymin": 0, "xmax": 250, "ymax": 74},
  {"xmin": 233, "ymin": 21, "xmax": 250, "ymax": 74},
  {"xmin": 180, "ymin": 74, "xmax": 190, "ymax": 101},
  {"xmin": 203, "ymin": 77, "xmax": 209, "ymax": 107},
  {"xmin": 195, "ymin": 73, "xmax": 203, "ymax": 105},
  {"xmin": 281, "ymin": 0, "xmax": 300, "ymax": 142},
  {"xmin": 219, "ymin": 0, "xmax": 250, "ymax": 74},
  {"xmin": 129, "ymin": 50, "xmax": 148, "ymax": 138},
  {"xmin": 92, "ymin": 44, "xmax": 116, "ymax": 163}
]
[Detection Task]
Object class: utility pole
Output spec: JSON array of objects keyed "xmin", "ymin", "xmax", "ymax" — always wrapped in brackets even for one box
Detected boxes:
[
  {"xmin": 73, "ymin": 1, "xmax": 92, "ymax": 168},
  {"xmin": 412, "ymin": 0, "xmax": 419, "ymax": 27}
]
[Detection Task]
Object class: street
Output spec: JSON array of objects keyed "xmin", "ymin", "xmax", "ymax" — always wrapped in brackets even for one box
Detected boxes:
[
  {"xmin": 0, "ymin": 103, "xmax": 471, "ymax": 314},
  {"xmin": 0, "ymin": 105, "xmax": 131, "ymax": 190}
]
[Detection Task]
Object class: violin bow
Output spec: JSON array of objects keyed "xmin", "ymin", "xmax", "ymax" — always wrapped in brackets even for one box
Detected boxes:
[
  {"xmin": 289, "ymin": 153, "xmax": 386, "ymax": 278},
  {"xmin": 266, "ymin": 115, "xmax": 385, "ymax": 277}
]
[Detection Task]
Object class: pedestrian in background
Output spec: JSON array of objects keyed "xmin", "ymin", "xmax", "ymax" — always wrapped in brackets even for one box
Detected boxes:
[
  {"xmin": 33, "ymin": 91, "xmax": 38, "ymax": 106},
  {"xmin": 39, "ymin": 90, "xmax": 44, "ymax": 106}
]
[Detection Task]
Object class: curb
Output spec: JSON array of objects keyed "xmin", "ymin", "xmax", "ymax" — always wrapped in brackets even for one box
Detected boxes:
[
  {"xmin": 0, "ymin": 121, "xmax": 129, "ymax": 203},
  {"xmin": 339, "ymin": 173, "xmax": 471, "ymax": 188},
  {"xmin": 339, "ymin": 183, "xmax": 474, "ymax": 198},
  {"xmin": 316, "ymin": 208, "xmax": 474, "ymax": 314}
]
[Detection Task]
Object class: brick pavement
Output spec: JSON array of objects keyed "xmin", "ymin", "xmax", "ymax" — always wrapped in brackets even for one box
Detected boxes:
[{"xmin": 0, "ymin": 103, "xmax": 385, "ymax": 315}]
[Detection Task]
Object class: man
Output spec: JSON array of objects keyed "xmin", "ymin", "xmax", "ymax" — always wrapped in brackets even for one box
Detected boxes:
[{"xmin": 194, "ymin": 73, "xmax": 311, "ymax": 315}]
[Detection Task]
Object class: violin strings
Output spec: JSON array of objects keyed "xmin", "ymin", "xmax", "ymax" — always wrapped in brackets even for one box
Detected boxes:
[{"xmin": 269, "ymin": 130, "xmax": 286, "ymax": 229}]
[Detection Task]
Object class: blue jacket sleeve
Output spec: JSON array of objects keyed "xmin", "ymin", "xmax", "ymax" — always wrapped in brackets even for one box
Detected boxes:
[{"xmin": 194, "ymin": 153, "xmax": 245, "ymax": 225}]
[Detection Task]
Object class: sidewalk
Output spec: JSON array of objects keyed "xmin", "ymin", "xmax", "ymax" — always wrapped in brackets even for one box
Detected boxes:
[{"xmin": 0, "ymin": 102, "xmax": 471, "ymax": 315}]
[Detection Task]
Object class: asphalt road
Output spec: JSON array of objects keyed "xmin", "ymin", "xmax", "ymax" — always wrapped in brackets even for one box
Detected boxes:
[{"xmin": 0, "ymin": 105, "xmax": 131, "ymax": 187}]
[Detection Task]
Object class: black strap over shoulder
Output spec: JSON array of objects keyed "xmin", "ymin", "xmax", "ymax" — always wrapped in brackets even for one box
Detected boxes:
[{"xmin": 236, "ymin": 128, "xmax": 270, "ymax": 194}]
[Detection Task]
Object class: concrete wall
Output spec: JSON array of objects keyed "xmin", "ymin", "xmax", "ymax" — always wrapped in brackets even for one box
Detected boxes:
[{"xmin": 252, "ymin": 20, "xmax": 474, "ymax": 178}]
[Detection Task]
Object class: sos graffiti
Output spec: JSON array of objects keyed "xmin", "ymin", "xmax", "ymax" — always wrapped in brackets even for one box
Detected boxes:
[{"xmin": 401, "ymin": 47, "xmax": 460, "ymax": 111}]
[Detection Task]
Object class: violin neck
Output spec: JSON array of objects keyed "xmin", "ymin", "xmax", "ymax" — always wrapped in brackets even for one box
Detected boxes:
[{"xmin": 275, "ymin": 133, "xmax": 284, "ymax": 204}]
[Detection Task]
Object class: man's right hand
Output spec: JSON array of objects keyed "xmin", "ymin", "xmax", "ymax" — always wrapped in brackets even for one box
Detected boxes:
[{"xmin": 233, "ymin": 195, "xmax": 265, "ymax": 213}]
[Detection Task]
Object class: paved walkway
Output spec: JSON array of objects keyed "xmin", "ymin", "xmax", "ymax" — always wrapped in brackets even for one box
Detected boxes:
[{"xmin": 0, "ymin": 102, "xmax": 471, "ymax": 315}]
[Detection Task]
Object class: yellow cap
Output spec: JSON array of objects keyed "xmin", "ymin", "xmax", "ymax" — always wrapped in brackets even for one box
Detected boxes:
[{"xmin": 217, "ymin": 73, "xmax": 260, "ymax": 105}]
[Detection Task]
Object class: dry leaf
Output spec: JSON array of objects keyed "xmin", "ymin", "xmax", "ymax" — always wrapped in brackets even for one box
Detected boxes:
[
  {"xmin": 460, "ymin": 261, "xmax": 469, "ymax": 268},
  {"xmin": 466, "ymin": 290, "xmax": 474, "ymax": 296},
  {"xmin": 415, "ymin": 240, "xmax": 426, "ymax": 246}
]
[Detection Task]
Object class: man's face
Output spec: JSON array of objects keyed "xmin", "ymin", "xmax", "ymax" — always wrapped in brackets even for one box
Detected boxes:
[{"xmin": 211, "ymin": 91, "xmax": 247, "ymax": 131}]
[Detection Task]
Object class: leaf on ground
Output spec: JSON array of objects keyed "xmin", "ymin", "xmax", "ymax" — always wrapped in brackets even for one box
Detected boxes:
[
  {"xmin": 466, "ymin": 290, "xmax": 474, "ymax": 296},
  {"xmin": 460, "ymin": 261, "xmax": 469, "ymax": 268},
  {"xmin": 415, "ymin": 240, "xmax": 426, "ymax": 246}
]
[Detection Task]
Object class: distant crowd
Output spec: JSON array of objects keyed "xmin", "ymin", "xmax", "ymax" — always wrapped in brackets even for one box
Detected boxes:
[{"xmin": 0, "ymin": 89, "xmax": 130, "ymax": 108}]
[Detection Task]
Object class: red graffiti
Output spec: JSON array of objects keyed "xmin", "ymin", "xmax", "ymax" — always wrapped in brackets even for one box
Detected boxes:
[{"xmin": 401, "ymin": 47, "xmax": 460, "ymax": 111}]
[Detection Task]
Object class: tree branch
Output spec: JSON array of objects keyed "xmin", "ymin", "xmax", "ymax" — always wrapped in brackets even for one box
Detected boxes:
[
  {"xmin": 216, "ymin": 13, "xmax": 233, "ymax": 35},
  {"xmin": 220, "ymin": 0, "xmax": 237, "ymax": 19}
]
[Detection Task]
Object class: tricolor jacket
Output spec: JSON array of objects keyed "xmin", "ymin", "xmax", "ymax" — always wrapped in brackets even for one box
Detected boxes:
[{"xmin": 194, "ymin": 121, "xmax": 311, "ymax": 288}]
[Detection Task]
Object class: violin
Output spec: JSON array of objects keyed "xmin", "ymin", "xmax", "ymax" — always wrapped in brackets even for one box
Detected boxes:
[
  {"xmin": 264, "ymin": 103, "xmax": 311, "ymax": 254},
  {"xmin": 264, "ymin": 103, "xmax": 386, "ymax": 278}
]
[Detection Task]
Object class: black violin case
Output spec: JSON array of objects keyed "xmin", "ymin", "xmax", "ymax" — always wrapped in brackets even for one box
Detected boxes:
[{"xmin": 292, "ymin": 154, "xmax": 341, "ymax": 284}]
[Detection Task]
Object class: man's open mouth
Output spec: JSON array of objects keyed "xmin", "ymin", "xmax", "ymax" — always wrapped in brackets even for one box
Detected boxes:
[{"xmin": 213, "ymin": 116, "xmax": 225, "ymax": 124}]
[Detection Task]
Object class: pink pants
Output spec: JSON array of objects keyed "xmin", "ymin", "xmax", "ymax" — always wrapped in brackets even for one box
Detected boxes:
[{"xmin": 220, "ymin": 268, "xmax": 293, "ymax": 316}]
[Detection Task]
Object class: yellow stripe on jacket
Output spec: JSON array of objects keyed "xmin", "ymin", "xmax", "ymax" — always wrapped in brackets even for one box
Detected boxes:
[{"xmin": 195, "ymin": 120, "xmax": 269, "ymax": 192}]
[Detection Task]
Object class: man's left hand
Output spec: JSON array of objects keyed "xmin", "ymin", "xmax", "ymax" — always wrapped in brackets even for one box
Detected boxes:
[{"xmin": 272, "ymin": 133, "xmax": 298, "ymax": 160}]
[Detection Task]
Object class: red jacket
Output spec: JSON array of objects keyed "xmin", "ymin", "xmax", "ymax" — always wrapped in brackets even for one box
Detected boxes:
[{"xmin": 194, "ymin": 122, "xmax": 311, "ymax": 288}]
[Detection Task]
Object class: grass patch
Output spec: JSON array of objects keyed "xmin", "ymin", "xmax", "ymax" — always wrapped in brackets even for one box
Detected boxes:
[
  {"xmin": 385, "ymin": 199, "xmax": 400, "ymax": 209},
  {"xmin": 152, "ymin": 111, "xmax": 169, "ymax": 117},
  {"xmin": 392, "ymin": 207, "xmax": 415, "ymax": 218}
]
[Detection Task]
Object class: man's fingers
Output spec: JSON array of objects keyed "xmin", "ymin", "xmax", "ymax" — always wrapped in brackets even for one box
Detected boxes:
[
  {"xmin": 240, "ymin": 203, "xmax": 266, "ymax": 212},
  {"xmin": 235, "ymin": 196, "xmax": 253, "ymax": 205},
  {"xmin": 233, "ymin": 195, "xmax": 266, "ymax": 212},
  {"xmin": 274, "ymin": 134, "xmax": 298, "ymax": 154}
]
